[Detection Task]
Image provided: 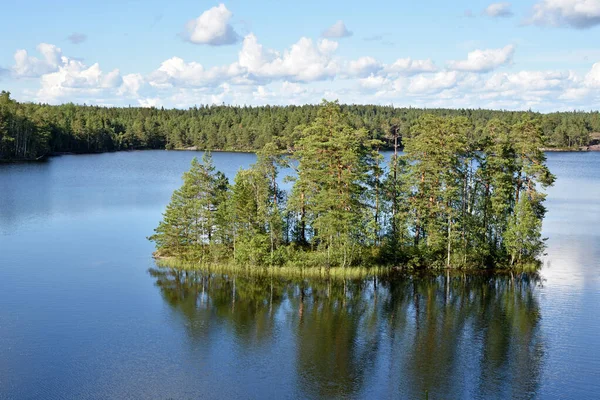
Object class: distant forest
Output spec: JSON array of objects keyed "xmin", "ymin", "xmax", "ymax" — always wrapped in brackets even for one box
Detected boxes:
[{"xmin": 1, "ymin": 90, "xmax": 599, "ymax": 161}]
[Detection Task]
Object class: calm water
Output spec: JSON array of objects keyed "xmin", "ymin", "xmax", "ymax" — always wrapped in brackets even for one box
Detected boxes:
[{"xmin": 0, "ymin": 151, "xmax": 599, "ymax": 399}]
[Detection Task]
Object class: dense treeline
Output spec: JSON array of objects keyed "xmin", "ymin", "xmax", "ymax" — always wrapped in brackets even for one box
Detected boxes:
[
  {"xmin": 1, "ymin": 90, "xmax": 599, "ymax": 161},
  {"xmin": 150, "ymin": 101, "xmax": 554, "ymax": 270}
]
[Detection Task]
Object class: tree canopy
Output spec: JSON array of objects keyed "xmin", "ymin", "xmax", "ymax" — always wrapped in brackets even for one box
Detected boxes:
[
  {"xmin": 1, "ymin": 90, "xmax": 598, "ymax": 161},
  {"xmin": 150, "ymin": 101, "xmax": 555, "ymax": 270}
]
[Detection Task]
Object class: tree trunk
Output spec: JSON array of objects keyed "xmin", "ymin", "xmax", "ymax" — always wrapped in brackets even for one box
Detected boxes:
[{"xmin": 447, "ymin": 211, "xmax": 452, "ymax": 269}]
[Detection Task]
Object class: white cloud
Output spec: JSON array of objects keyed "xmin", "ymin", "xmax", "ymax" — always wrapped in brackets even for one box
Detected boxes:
[
  {"xmin": 347, "ymin": 57, "xmax": 382, "ymax": 77},
  {"xmin": 318, "ymin": 39, "xmax": 339, "ymax": 54},
  {"xmin": 238, "ymin": 34, "xmax": 276, "ymax": 75},
  {"xmin": 148, "ymin": 57, "xmax": 244, "ymax": 88},
  {"xmin": 484, "ymin": 70, "xmax": 573, "ymax": 92},
  {"xmin": 584, "ymin": 61, "xmax": 600, "ymax": 86},
  {"xmin": 484, "ymin": 2, "xmax": 514, "ymax": 17},
  {"xmin": 408, "ymin": 71, "xmax": 459, "ymax": 94},
  {"xmin": 448, "ymin": 45, "xmax": 515, "ymax": 73},
  {"xmin": 138, "ymin": 97, "xmax": 162, "ymax": 108},
  {"xmin": 253, "ymin": 85, "xmax": 270, "ymax": 100},
  {"xmin": 183, "ymin": 3, "xmax": 239, "ymax": 45},
  {"xmin": 322, "ymin": 20, "xmax": 353, "ymax": 38},
  {"xmin": 281, "ymin": 81, "xmax": 309, "ymax": 96},
  {"xmin": 12, "ymin": 37, "xmax": 600, "ymax": 112},
  {"xmin": 146, "ymin": 34, "xmax": 341, "ymax": 89},
  {"xmin": 238, "ymin": 34, "xmax": 339, "ymax": 82},
  {"xmin": 384, "ymin": 58, "xmax": 437, "ymax": 75},
  {"xmin": 559, "ymin": 87, "xmax": 591, "ymax": 99},
  {"xmin": 118, "ymin": 73, "xmax": 145, "ymax": 96},
  {"xmin": 359, "ymin": 74, "xmax": 390, "ymax": 90},
  {"xmin": 526, "ymin": 0, "xmax": 600, "ymax": 29},
  {"xmin": 37, "ymin": 59, "xmax": 122, "ymax": 103},
  {"xmin": 13, "ymin": 43, "xmax": 63, "ymax": 77}
]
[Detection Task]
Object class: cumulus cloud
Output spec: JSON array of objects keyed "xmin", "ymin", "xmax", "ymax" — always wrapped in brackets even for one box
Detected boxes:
[
  {"xmin": 148, "ymin": 57, "xmax": 244, "ymax": 88},
  {"xmin": 408, "ymin": 71, "xmax": 459, "ymax": 94},
  {"xmin": 447, "ymin": 45, "xmax": 515, "ymax": 73},
  {"xmin": 584, "ymin": 61, "xmax": 600, "ymax": 86},
  {"xmin": 11, "ymin": 36, "xmax": 600, "ymax": 112},
  {"xmin": 68, "ymin": 33, "xmax": 87, "ymax": 44},
  {"xmin": 138, "ymin": 97, "xmax": 162, "ymax": 108},
  {"xmin": 484, "ymin": 2, "xmax": 514, "ymax": 17},
  {"xmin": 13, "ymin": 43, "xmax": 64, "ymax": 77},
  {"xmin": 359, "ymin": 74, "xmax": 390, "ymax": 90},
  {"xmin": 559, "ymin": 87, "xmax": 591, "ymax": 99},
  {"xmin": 347, "ymin": 57, "xmax": 382, "ymax": 77},
  {"xmin": 322, "ymin": 20, "xmax": 353, "ymax": 38},
  {"xmin": 384, "ymin": 58, "xmax": 437, "ymax": 75},
  {"xmin": 37, "ymin": 59, "xmax": 122, "ymax": 103},
  {"xmin": 526, "ymin": 0, "xmax": 600, "ymax": 29},
  {"xmin": 183, "ymin": 3, "xmax": 240, "ymax": 45},
  {"xmin": 238, "ymin": 34, "xmax": 339, "ymax": 82},
  {"xmin": 281, "ymin": 81, "xmax": 310, "ymax": 96},
  {"xmin": 145, "ymin": 34, "xmax": 342, "ymax": 88},
  {"xmin": 484, "ymin": 70, "xmax": 573, "ymax": 92},
  {"xmin": 118, "ymin": 73, "xmax": 145, "ymax": 96}
]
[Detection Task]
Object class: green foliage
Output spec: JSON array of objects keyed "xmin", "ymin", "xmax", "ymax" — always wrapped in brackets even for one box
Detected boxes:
[
  {"xmin": 149, "ymin": 153, "xmax": 228, "ymax": 262},
  {"xmin": 150, "ymin": 102, "xmax": 554, "ymax": 271},
  {"xmin": 287, "ymin": 101, "xmax": 383, "ymax": 266},
  {"xmin": 504, "ymin": 197, "xmax": 545, "ymax": 265},
  {"xmin": 0, "ymin": 90, "xmax": 597, "ymax": 161}
]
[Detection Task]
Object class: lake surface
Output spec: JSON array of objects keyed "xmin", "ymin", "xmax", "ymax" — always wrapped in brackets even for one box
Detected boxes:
[{"xmin": 1, "ymin": 150, "xmax": 599, "ymax": 399}]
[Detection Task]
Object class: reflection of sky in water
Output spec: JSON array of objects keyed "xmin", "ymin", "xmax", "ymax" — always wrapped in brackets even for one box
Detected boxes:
[
  {"xmin": 536, "ymin": 152, "xmax": 600, "ymax": 399},
  {"xmin": 543, "ymin": 153, "xmax": 600, "ymax": 234},
  {"xmin": 541, "ymin": 153, "xmax": 600, "ymax": 290}
]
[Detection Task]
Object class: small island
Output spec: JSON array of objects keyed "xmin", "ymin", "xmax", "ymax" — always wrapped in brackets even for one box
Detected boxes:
[{"xmin": 150, "ymin": 101, "xmax": 554, "ymax": 274}]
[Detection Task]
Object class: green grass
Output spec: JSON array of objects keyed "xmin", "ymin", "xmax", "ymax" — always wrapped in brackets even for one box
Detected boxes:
[{"xmin": 155, "ymin": 258, "xmax": 391, "ymax": 280}]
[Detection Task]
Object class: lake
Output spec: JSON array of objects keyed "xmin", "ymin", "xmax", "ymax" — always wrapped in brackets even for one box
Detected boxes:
[{"xmin": 1, "ymin": 150, "xmax": 599, "ymax": 399}]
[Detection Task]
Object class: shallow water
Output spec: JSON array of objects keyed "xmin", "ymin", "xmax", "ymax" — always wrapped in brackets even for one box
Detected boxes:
[{"xmin": 0, "ymin": 150, "xmax": 598, "ymax": 399}]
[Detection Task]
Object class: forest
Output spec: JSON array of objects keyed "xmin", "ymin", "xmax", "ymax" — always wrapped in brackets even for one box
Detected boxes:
[
  {"xmin": 150, "ymin": 100, "xmax": 554, "ymax": 271},
  {"xmin": 1, "ymin": 90, "xmax": 599, "ymax": 161}
]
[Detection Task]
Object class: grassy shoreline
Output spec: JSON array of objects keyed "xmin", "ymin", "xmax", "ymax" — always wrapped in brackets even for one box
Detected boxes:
[
  {"xmin": 154, "ymin": 257, "xmax": 540, "ymax": 280},
  {"xmin": 155, "ymin": 258, "xmax": 392, "ymax": 280}
]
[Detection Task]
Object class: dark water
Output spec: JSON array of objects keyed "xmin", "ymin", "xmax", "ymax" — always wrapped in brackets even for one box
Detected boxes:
[{"xmin": 0, "ymin": 151, "xmax": 598, "ymax": 399}]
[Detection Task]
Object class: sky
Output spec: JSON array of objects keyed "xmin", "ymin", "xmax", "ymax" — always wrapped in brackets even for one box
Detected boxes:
[{"xmin": 1, "ymin": 0, "xmax": 600, "ymax": 112}]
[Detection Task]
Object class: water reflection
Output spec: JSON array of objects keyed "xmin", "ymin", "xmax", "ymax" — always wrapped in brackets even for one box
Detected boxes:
[{"xmin": 149, "ymin": 268, "xmax": 545, "ymax": 399}]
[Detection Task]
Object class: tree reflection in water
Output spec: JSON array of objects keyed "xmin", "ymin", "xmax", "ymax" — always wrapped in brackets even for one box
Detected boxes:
[{"xmin": 149, "ymin": 267, "xmax": 544, "ymax": 399}]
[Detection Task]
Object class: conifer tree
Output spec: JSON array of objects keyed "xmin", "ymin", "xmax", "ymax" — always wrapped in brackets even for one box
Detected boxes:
[
  {"xmin": 230, "ymin": 144, "xmax": 285, "ymax": 265},
  {"xmin": 149, "ymin": 153, "xmax": 227, "ymax": 262},
  {"xmin": 504, "ymin": 197, "xmax": 544, "ymax": 265},
  {"xmin": 288, "ymin": 100, "xmax": 382, "ymax": 266},
  {"xmin": 148, "ymin": 102, "xmax": 555, "ymax": 271},
  {"xmin": 401, "ymin": 115, "xmax": 468, "ymax": 266}
]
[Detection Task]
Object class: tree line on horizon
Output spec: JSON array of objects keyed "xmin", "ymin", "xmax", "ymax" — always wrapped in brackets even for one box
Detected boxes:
[
  {"xmin": 150, "ymin": 101, "xmax": 554, "ymax": 270},
  {"xmin": 1, "ymin": 90, "xmax": 599, "ymax": 161}
]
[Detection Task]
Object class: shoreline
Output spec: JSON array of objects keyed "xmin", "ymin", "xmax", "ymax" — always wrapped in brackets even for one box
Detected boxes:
[
  {"xmin": 154, "ymin": 257, "xmax": 540, "ymax": 280},
  {"xmin": 2, "ymin": 145, "xmax": 598, "ymax": 164}
]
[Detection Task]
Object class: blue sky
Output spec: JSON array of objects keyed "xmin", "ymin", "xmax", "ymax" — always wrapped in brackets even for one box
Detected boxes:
[{"xmin": 1, "ymin": 0, "xmax": 600, "ymax": 111}]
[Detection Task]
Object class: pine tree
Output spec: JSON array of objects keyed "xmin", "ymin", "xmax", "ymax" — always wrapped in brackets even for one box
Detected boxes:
[
  {"xmin": 401, "ymin": 115, "xmax": 468, "ymax": 267},
  {"xmin": 147, "ymin": 102, "xmax": 556, "ymax": 271},
  {"xmin": 149, "ymin": 153, "xmax": 227, "ymax": 262},
  {"xmin": 504, "ymin": 197, "xmax": 544, "ymax": 265},
  {"xmin": 287, "ymin": 100, "xmax": 382, "ymax": 267},
  {"xmin": 230, "ymin": 144, "xmax": 286, "ymax": 265}
]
